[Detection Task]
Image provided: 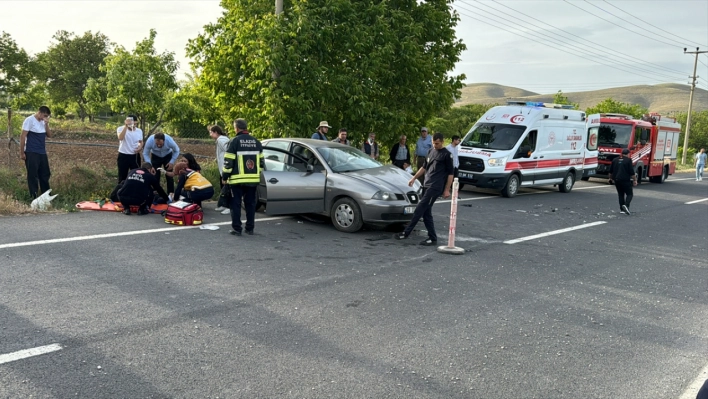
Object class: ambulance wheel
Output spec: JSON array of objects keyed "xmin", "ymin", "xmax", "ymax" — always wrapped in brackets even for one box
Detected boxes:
[
  {"xmin": 559, "ymin": 171, "xmax": 575, "ymax": 193},
  {"xmin": 331, "ymin": 197, "xmax": 363, "ymax": 233},
  {"xmin": 581, "ymin": 176, "xmax": 590, "ymax": 181},
  {"xmin": 501, "ymin": 174, "xmax": 519, "ymax": 198}
]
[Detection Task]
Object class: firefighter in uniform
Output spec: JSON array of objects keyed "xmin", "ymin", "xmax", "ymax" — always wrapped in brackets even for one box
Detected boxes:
[{"xmin": 223, "ymin": 118, "xmax": 264, "ymax": 236}]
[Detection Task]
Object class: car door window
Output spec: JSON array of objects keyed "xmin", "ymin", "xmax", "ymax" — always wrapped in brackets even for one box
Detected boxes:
[
  {"xmin": 263, "ymin": 140, "xmax": 290, "ymax": 171},
  {"xmin": 290, "ymin": 144, "xmax": 324, "ymax": 172}
]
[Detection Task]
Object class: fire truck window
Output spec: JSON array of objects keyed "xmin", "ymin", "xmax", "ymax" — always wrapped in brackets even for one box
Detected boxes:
[{"xmin": 634, "ymin": 127, "xmax": 643, "ymax": 146}]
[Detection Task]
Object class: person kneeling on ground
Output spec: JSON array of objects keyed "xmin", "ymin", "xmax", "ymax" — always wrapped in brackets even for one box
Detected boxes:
[
  {"xmin": 172, "ymin": 162, "xmax": 214, "ymax": 208},
  {"xmin": 118, "ymin": 162, "xmax": 169, "ymax": 215}
]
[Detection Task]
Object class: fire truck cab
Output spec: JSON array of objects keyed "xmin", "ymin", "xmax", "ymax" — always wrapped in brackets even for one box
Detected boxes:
[{"xmin": 590, "ymin": 113, "xmax": 681, "ymax": 183}]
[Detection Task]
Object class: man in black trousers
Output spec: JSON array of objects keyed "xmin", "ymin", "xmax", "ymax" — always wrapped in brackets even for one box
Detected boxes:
[
  {"xmin": 608, "ymin": 148, "xmax": 637, "ymax": 215},
  {"xmin": 394, "ymin": 132, "xmax": 454, "ymax": 246}
]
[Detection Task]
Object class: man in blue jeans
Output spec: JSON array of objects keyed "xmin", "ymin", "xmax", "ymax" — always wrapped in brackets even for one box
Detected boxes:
[
  {"xmin": 395, "ymin": 132, "xmax": 454, "ymax": 246},
  {"xmin": 695, "ymin": 148, "xmax": 706, "ymax": 181}
]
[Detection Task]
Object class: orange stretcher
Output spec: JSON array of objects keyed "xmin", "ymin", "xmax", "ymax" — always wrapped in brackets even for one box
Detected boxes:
[{"xmin": 75, "ymin": 200, "xmax": 169, "ymax": 213}]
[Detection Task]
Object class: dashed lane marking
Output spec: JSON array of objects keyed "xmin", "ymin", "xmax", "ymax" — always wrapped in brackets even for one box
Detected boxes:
[
  {"xmin": 0, "ymin": 216, "xmax": 290, "ymax": 250},
  {"xmin": 685, "ymin": 198, "xmax": 708, "ymax": 205},
  {"xmin": 503, "ymin": 221, "xmax": 606, "ymax": 244},
  {"xmin": 0, "ymin": 344, "xmax": 62, "ymax": 365}
]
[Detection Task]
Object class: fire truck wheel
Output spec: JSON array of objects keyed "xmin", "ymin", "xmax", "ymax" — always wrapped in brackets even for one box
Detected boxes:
[
  {"xmin": 501, "ymin": 174, "xmax": 520, "ymax": 198},
  {"xmin": 559, "ymin": 171, "xmax": 575, "ymax": 193}
]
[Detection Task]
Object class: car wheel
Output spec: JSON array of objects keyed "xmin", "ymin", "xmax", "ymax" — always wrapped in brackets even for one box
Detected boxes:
[
  {"xmin": 331, "ymin": 197, "xmax": 364, "ymax": 233},
  {"xmin": 501, "ymin": 174, "xmax": 519, "ymax": 198},
  {"xmin": 559, "ymin": 171, "xmax": 575, "ymax": 193}
]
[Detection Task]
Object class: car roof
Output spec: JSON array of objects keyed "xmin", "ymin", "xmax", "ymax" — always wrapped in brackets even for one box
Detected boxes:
[{"xmin": 264, "ymin": 138, "xmax": 349, "ymax": 149}]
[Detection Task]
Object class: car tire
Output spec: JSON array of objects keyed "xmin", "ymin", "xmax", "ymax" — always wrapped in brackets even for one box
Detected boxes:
[
  {"xmin": 331, "ymin": 197, "xmax": 364, "ymax": 233},
  {"xmin": 501, "ymin": 174, "xmax": 519, "ymax": 198},
  {"xmin": 559, "ymin": 171, "xmax": 575, "ymax": 193}
]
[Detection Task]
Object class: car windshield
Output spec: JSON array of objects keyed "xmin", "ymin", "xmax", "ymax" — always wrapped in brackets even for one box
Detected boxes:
[
  {"xmin": 316, "ymin": 146, "xmax": 382, "ymax": 172},
  {"xmin": 461, "ymin": 123, "xmax": 526, "ymax": 150},
  {"xmin": 598, "ymin": 123, "xmax": 632, "ymax": 148}
]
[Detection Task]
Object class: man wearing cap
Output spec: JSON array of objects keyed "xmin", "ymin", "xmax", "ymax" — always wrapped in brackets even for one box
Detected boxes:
[
  {"xmin": 415, "ymin": 127, "xmax": 432, "ymax": 182},
  {"xmin": 608, "ymin": 148, "xmax": 637, "ymax": 215},
  {"xmin": 312, "ymin": 121, "xmax": 331, "ymax": 140},
  {"xmin": 223, "ymin": 118, "xmax": 265, "ymax": 236},
  {"xmin": 331, "ymin": 128, "xmax": 350, "ymax": 145}
]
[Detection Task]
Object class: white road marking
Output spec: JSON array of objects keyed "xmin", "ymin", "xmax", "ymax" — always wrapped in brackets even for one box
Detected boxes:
[
  {"xmin": 0, "ymin": 344, "xmax": 62, "ymax": 365},
  {"xmin": 0, "ymin": 216, "xmax": 289, "ymax": 250},
  {"xmin": 685, "ymin": 198, "xmax": 708, "ymax": 205},
  {"xmin": 679, "ymin": 362, "xmax": 708, "ymax": 399},
  {"xmin": 503, "ymin": 221, "xmax": 606, "ymax": 244}
]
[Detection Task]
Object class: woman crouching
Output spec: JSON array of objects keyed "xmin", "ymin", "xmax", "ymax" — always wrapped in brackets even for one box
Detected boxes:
[{"xmin": 172, "ymin": 162, "xmax": 214, "ymax": 207}]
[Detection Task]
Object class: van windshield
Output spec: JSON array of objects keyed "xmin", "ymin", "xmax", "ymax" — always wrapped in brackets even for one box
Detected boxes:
[
  {"xmin": 461, "ymin": 123, "xmax": 526, "ymax": 150},
  {"xmin": 598, "ymin": 123, "xmax": 632, "ymax": 148}
]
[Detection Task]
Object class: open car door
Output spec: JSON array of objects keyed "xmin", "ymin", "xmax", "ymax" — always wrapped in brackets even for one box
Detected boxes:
[{"xmin": 260, "ymin": 146, "xmax": 326, "ymax": 215}]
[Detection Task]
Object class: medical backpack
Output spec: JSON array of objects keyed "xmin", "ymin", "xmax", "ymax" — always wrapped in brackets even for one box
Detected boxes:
[{"xmin": 164, "ymin": 201, "xmax": 203, "ymax": 226}]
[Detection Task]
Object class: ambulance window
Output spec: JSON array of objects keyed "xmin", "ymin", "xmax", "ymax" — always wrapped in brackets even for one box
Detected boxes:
[{"xmin": 516, "ymin": 130, "xmax": 536, "ymax": 158}]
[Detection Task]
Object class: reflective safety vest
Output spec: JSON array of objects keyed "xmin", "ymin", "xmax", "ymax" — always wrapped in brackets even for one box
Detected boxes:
[{"xmin": 222, "ymin": 132, "xmax": 264, "ymax": 185}]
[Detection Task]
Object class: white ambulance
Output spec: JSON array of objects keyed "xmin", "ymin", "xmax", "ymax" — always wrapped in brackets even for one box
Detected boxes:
[{"xmin": 457, "ymin": 102, "xmax": 599, "ymax": 197}]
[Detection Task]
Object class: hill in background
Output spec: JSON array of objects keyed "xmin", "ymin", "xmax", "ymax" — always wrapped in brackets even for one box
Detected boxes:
[{"xmin": 456, "ymin": 83, "xmax": 708, "ymax": 114}]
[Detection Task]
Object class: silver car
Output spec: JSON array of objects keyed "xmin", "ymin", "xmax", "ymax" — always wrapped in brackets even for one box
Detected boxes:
[{"xmin": 259, "ymin": 138, "xmax": 422, "ymax": 232}]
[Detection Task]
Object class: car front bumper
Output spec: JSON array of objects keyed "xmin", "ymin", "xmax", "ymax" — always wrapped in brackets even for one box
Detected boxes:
[{"xmin": 360, "ymin": 200, "xmax": 416, "ymax": 223}]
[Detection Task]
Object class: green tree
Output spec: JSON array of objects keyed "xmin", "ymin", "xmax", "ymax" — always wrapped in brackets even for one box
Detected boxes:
[
  {"xmin": 162, "ymin": 75, "xmax": 222, "ymax": 138},
  {"xmin": 675, "ymin": 110, "xmax": 708, "ymax": 153},
  {"xmin": 100, "ymin": 29, "xmax": 178, "ymax": 134},
  {"xmin": 553, "ymin": 90, "xmax": 580, "ymax": 109},
  {"xmin": 585, "ymin": 98, "xmax": 648, "ymax": 118},
  {"xmin": 428, "ymin": 103, "xmax": 496, "ymax": 137},
  {"xmin": 37, "ymin": 30, "xmax": 112, "ymax": 121},
  {"xmin": 0, "ymin": 32, "xmax": 34, "ymax": 107},
  {"xmin": 187, "ymin": 0, "xmax": 466, "ymax": 143}
]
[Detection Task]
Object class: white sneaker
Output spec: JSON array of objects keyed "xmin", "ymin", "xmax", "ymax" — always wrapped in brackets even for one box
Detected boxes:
[
  {"xmin": 221, "ymin": 208, "xmax": 231, "ymax": 215},
  {"xmin": 215, "ymin": 206, "xmax": 226, "ymax": 212}
]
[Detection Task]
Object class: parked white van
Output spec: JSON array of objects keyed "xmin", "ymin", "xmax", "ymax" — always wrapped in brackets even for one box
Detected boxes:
[{"xmin": 457, "ymin": 102, "xmax": 599, "ymax": 197}]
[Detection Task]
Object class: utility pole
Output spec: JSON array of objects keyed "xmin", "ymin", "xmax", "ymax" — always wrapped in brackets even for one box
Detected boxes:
[
  {"xmin": 682, "ymin": 47, "xmax": 708, "ymax": 164},
  {"xmin": 276, "ymin": 0, "xmax": 283, "ymax": 15}
]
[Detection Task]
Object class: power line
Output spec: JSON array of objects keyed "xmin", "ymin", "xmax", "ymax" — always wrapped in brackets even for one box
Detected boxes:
[
  {"xmin": 480, "ymin": 0, "xmax": 689, "ymax": 77},
  {"xmin": 602, "ymin": 0, "xmax": 708, "ymax": 48},
  {"xmin": 454, "ymin": 1, "xmax": 685, "ymax": 81},
  {"xmin": 563, "ymin": 1, "xmax": 683, "ymax": 48}
]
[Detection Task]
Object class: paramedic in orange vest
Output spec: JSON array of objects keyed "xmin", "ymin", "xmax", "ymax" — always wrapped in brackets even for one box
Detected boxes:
[
  {"xmin": 172, "ymin": 162, "xmax": 214, "ymax": 208},
  {"xmin": 223, "ymin": 118, "xmax": 264, "ymax": 236}
]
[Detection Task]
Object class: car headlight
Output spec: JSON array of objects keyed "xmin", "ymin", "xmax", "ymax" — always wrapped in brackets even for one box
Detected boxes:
[
  {"xmin": 488, "ymin": 157, "xmax": 506, "ymax": 167},
  {"xmin": 372, "ymin": 191, "xmax": 395, "ymax": 201}
]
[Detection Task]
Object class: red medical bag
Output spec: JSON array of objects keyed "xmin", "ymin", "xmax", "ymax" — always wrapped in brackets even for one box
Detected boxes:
[{"xmin": 164, "ymin": 201, "xmax": 203, "ymax": 226}]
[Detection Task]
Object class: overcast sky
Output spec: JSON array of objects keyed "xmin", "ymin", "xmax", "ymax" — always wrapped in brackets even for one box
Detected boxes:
[{"xmin": 3, "ymin": 0, "xmax": 707, "ymax": 94}]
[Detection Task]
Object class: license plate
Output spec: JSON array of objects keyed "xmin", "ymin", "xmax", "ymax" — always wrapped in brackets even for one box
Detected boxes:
[
  {"xmin": 586, "ymin": 169, "xmax": 596, "ymax": 175},
  {"xmin": 404, "ymin": 206, "xmax": 416, "ymax": 214},
  {"xmin": 459, "ymin": 172, "xmax": 472, "ymax": 179}
]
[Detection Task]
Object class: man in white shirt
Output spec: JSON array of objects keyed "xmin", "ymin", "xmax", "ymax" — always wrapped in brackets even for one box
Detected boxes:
[
  {"xmin": 117, "ymin": 115, "xmax": 143, "ymax": 183},
  {"xmin": 20, "ymin": 106, "xmax": 52, "ymax": 199},
  {"xmin": 446, "ymin": 135, "xmax": 461, "ymax": 179}
]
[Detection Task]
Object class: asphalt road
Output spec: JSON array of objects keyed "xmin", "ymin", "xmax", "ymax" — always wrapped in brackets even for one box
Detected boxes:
[{"xmin": 1, "ymin": 172, "xmax": 706, "ymax": 399}]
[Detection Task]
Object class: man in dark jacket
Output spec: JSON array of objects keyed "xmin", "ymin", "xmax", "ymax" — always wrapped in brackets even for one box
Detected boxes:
[
  {"xmin": 223, "ymin": 118, "xmax": 265, "ymax": 236},
  {"xmin": 395, "ymin": 132, "xmax": 454, "ymax": 246},
  {"xmin": 118, "ymin": 162, "xmax": 169, "ymax": 215},
  {"xmin": 609, "ymin": 148, "xmax": 637, "ymax": 215},
  {"xmin": 389, "ymin": 135, "xmax": 411, "ymax": 169}
]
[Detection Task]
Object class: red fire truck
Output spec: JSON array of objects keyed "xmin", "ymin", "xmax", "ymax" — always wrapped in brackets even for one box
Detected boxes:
[{"xmin": 588, "ymin": 113, "xmax": 682, "ymax": 183}]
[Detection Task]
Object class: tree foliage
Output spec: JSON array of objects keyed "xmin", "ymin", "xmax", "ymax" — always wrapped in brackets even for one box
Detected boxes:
[
  {"xmin": 0, "ymin": 32, "xmax": 34, "ymax": 107},
  {"xmin": 675, "ymin": 110, "xmax": 708, "ymax": 152},
  {"xmin": 188, "ymin": 0, "xmax": 466, "ymax": 144},
  {"xmin": 585, "ymin": 98, "xmax": 648, "ymax": 118},
  {"xmin": 97, "ymin": 29, "xmax": 178, "ymax": 134},
  {"xmin": 37, "ymin": 30, "xmax": 112, "ymax": 121},
  {"xmin": 428, "ymin": 103, "xmax": 496, "ymax": 138},
  {"xmin": 553, "ymin": 90, "xmax": 579, "ymax": 109}
]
